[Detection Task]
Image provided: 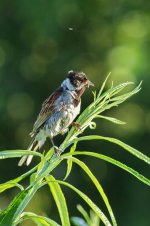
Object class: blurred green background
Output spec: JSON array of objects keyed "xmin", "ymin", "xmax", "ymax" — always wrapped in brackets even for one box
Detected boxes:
[{"xmin": 0, "ymin": 0, "xmax": 150, "ymax": 225}]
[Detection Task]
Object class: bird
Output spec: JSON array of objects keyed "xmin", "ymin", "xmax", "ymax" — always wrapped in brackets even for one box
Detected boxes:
[{"xmin": 18, "ymin": 70, "xmax": 94, "ymax": 166}]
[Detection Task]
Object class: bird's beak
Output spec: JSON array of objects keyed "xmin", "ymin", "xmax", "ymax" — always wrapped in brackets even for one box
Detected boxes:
[{"xmin": 87, "ymin": 80, "xmax": 94, "ymax": 88}]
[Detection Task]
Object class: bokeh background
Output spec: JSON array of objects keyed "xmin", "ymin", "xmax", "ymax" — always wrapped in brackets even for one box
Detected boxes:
[{"xmin": 0, "ymin": 0, "xmax": 150, "ymax": 225}]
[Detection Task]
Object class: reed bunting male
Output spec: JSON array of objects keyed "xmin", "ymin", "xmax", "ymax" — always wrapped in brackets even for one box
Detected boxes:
[{"xmin": 18, "ymin": 70, "xmax": 94, "ymax": 166}]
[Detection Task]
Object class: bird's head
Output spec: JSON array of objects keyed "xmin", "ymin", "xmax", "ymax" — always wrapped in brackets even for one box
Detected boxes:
[{"xmin": 61, "ymin": 70, "xmax": 94, "ymax": 92}]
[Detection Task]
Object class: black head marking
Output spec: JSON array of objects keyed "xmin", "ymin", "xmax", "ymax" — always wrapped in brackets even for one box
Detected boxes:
[{"xmin": 67, "ymin": 70, "xmax": 88, "ymax": 87}]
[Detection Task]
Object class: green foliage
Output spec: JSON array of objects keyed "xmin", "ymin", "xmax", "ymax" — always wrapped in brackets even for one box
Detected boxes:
[
  {"xmin": 0, "ymin": 77, "xmax": 149, "ymax": 226},
  {"xmin": 15, "ymin": 212, "xmax": 60, "ymax": 226},
  {"xmin": 46, "ymin": 175, "xmax": 70, "ymax": 226},
  {"xmin": 71, "ymin": 205, "xmax": 100, "ymax": 226}
]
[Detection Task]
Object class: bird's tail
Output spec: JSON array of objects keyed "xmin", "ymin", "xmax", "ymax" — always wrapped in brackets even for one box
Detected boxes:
[{"xmin": 18, "ymin": 139, "xmax": 39, "ymax": 166}]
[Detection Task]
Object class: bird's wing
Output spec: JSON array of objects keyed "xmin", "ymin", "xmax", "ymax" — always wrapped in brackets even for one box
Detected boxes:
[{"xmin": 30, "ymin": 87, "xmax": 63, "ymax": 136}]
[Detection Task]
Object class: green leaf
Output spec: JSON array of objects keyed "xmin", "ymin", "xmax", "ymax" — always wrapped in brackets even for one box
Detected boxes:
[
  {"xmin": 36, "ymin": 155, "xmax": 49, "ymax": 179},
  {"xmin": 63, "ymin": 156, "xmax": 117, "ymax": 226},
  {"xmin": 35, "ymin": 157, "xmax": 62, "ymax": 183},
  {"xmin": 0, "ymin": 189, "xmax": 30, "ymax": 226},
  {"xmin": 77, "ymin": 205, "xmax": 90, "ymax": 225},
  {"xmin": 64, "ymin": 142, "xmax": 77, "ymax": 180},
  {"xmin": 48, "ymin": 180, "xmax": 112, "ymax": 226},
  {"xmin": 64, "ymin": 151, "xmax": 150, "ymax": 186},
  {"xmin": 30, "ymin": 173, "xmax": 37, "ymax": 184},
  {"xmin": 0, "ymin": 150, "xmax": 42, "ymax": 159},
  {"xmin": 16, "ymin": 212, "xmax": 60, "ymax": 226},
  {"xmin": 0, "ymin": 182, "xmax": 23, "ymax": 193},
  {"xmin": 97, "ymin": 72, "xmax": 111, "ymax": 98},
  {"xmin": 76, "ymin": 135, "xmax": 150, "ymax": 165},
  {"xmin": 96, "ymin": 115, "xmax": 126, "ymax": 125},
  {"xmin": 0, "ymin": 184, "xmax": 40, "ymax": 225},
  {"xmin": 46, "ymin": 175, "xmax": 70, "ymax": 226},
  {"xmin": 45, "ymin": 147, "xmax": 54, "ymax": 160},
  {"xmin": 0, "ymin": 158, "xmax": 62, "ymax": 226},
  {"xmin": 89, "ymin": 210, "xmax": 100, "ymax": 226},
  {"xmin": 92, "ymin": 91, "xmax": 97, "ymax": 101},
  {"xmin": 0, "ymin": 165, "xmax": 38, "ymax": 193}
]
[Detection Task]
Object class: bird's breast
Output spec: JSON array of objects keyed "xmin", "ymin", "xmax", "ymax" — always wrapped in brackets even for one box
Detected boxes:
[
  {"xmin": 54, "ymin": 91, "xmax": 80, "ymax": 112},
  {"xmin": 43, "ymin": 91, "xmax": 81, "ymax": 138}
]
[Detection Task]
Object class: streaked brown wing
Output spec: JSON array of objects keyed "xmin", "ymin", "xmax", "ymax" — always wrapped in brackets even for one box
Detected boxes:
[{"xmin": 30, "ymin": 87, "xmax": 62, "ymax": 136}]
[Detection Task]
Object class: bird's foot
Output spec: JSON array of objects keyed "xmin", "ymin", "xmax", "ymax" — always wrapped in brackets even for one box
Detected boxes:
[
  {"xmin": 53, "ymin": 146, "xmax": 62, "ymax": 158},
  {"xmin": 72, "ymin": 122, "xmax": 82, "ymax": 132}
]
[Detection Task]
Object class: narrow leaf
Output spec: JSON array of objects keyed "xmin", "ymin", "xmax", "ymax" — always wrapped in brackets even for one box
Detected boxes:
[
  {"xmin": 0, "ymin": 182, "xmax": 23, "ymax": 193},
  {"xmin": 46, "ymin": 175, "xmax": 70, "ymax": 226},
  {"xmin": 76, "ymin": 135, "xmax": 150, "ymax": 165},
  {"xmin": 63, "ymin": 151, "xmax": 150, "ymax": 186},
  {"xmin": 96, "ymin": 115, "xmax": 126, "ymax": 125},
  {"xmin": 16, "ymin": 212, "xmax": 60, "ymax": 226},
  {"xmin": 0, "ymin": 183, "xmax": 40, "ymax": 226},
  {"xmin": 45, "ymin": 147, "xmax": 54, "ymax": 160},
  {"xmin": 77, "ymin": 205, "xmax": 91, "ymax": 225},
  {"xmin": 64, "ymin": 142, "xmax": 77, "ymax": 180},
  {"xmin": 97, "ymin": 72, "xmax": 111, "ymax": 98},
  {"xmin": 89, "ymin": 210, "xmax": 100, "ymax": 226},
  {"xmin": 63, "ymin": 157, "xmax": 117, "ymax": 226},
  {"xmin": 48, "ymin": 180, "xmax": 112, "ymax": 226},
  {"xmin": 0, "ymin": 165, "xmax": 38, "ymax": 193},
  {"xmin": 0, "ymin": 150, "xmax": 41, "ymax": 159},
  {"xmin": 0, "ymin": 189, "xmax": 30, "ymax": 226}
]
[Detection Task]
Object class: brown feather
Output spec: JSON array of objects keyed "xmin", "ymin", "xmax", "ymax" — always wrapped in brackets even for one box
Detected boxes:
[{"xmin": 30, "ymin": 87, "xmax": 63, "ymax": 136}]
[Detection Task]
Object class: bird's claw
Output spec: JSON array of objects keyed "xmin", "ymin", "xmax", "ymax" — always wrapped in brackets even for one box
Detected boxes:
[
  {"xmin": 53, "ymin": 146, "xmax": 62, "ymax": 158},
  {"xmin": 72, "ymin": 122, "xmax": 83, "ymax": 133}
]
